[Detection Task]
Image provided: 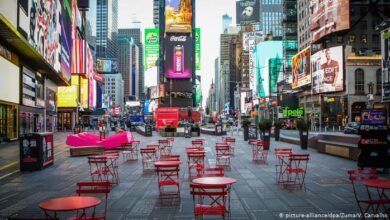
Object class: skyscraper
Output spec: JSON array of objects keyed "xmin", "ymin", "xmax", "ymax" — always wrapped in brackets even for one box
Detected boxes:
[
  {"xmin": 222, "ymin": 14, "xmax": 232, "ymax": 34},
  {"xmin": 119, "ymin": 28, "xmax": 145, "ymax": 99},
  {"xmin": 153, "ymin": 0, "xmax": 160, "ymax": 28},
  {"xmin": 260, "ymin": 0, "xmax": 283, "ymax": 39},
  {"xmin": 118, "ymin": 36, "xmax": 134, "ymax": 98},
  {"xmin": 96, "ymin": 0, "xmax": 118, "ymax": 59}
]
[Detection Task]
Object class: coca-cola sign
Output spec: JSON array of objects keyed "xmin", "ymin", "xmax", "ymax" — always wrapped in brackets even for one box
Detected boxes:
[{"xmin": 170, "ymin": 36, "xmax": 187, "ymax": 42}]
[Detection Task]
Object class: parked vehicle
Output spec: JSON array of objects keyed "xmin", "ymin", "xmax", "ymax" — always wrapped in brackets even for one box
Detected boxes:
[{"xmin": 344, "ymin": 122, "xmax": 360, "ymax": 134}]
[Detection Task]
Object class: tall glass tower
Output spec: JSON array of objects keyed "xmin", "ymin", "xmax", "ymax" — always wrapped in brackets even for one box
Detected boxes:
[{"xmin": 96, "ymin": 0, "xmax": 118, "ymax": 58}]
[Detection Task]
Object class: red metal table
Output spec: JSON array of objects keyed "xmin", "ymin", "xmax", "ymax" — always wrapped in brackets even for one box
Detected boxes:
[
  {"xmin": 154, "ymin": 161, "xmax": 181, "ymax": 167},
  {"xmin": 39, "ymin": 196, "xmax": 101, "ymax": 219},
  {"xmin": 275, "ymin": 152, "xmax": 293, "ymax": 185},
  {"xmin": 363, "ymin": 179, "xmax": 390, "ymax": 214},
  {"xmin": 91, "ymin": 155, "xmax": 119, "ymax": 185},
  {"xmin": 192, "ymin": 177, "xmax": 237, "ymax": 186}
]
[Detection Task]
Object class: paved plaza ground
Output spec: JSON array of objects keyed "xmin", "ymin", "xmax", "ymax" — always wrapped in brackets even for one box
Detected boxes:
[{"xmin": 0, "ymin": 131, "xmax": 387, "ymax": 219}]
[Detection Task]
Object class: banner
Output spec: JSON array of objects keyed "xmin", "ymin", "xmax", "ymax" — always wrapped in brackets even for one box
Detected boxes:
[
  {"xmin": 144, "ymin": 28, "xmax": 160, "ymax": 70},
  {"xmin": 310, "ymin": 0, "xmax": 350, "ymax": 42},
  {"xmin": 195, "ymin": 28, "xmax": 201, "ymax": 70},
  {"xmin": 311, "ymin": 46, "xmax": 344, "ymax": 94},
  {"xmin": 236, "ymin": 0, "xmax": 260, "ymax": 25},
  {"xmin": 165, "ymin": 0, "xmax": 192, "ymax": 33},
  {"xmin": 244, "ymin": 31, "xmax": 264, "ymax": 94},
  {"xmin": 57, "ymin": 75, "xmax": 79, "ymax": 107},
  {"xmin": 96, "ymin": 59, "xmax": 119, "ymax": 73},
  {"xmin": 292, "ymin": 47, "xmax": 311, "ymax": 89},
  {"xmin": 164, "ymin": 35, "xmax": 193, "ymax": 78}
]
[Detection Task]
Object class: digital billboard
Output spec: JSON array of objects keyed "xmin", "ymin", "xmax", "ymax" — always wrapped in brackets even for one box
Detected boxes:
[
  {"xmin": 71, "ymin": 39, "xmax": 86, "ymax": 74},
  {"xmin": 311, "ymin": 46, "xmax": 344, "ymax": 94},
  {"xmin": 164, "ymin": 35, "xmax": 193, "ymax": 79},
  {"xmin": 195, "ymin": 75, "xmax": 201, "ymax": 104},
  {"xmin": 254, "ymin": 41, "xmax": 283, "ymax": 97},
  {"xmin": 101, "ymin": 94, "xmax": 110, "ymax": 109},
  {"xmin": 80, "ymin": 77, "xmax": 89, "ymax": 109},
  {"xmin": 60, "ymin": 0, "xmax": 73, "ymax": 80},
  {"xmin": 28, "ymin": 0, "xmax": 62, "ymax": 77},
  {"xmin": 165, "ymin": 0, "xmax": 192, "ymax": 33},
  {"xmin": 310, "ymin": 0, "xmax": 350, "ymax": 42},
  {"xmin": 57, "ymin": 75, "xmax": 79, "ymax": 107},
  {"xmin": 144, "ymin": 28, "xmax": 160, "ymax": 70},
  {"xmin": 292, "ymin": 47, "xmax": 311, "ymax": 89},
  {"xmin": 195, "ymin": 28, "xmax": 201, "ymax": 71},
  {"xmin": 96, "ymin": 59, "xmax": 119, "ymax": 73},
  {"xmin": 243, "ymin": 31, "xmax": 264, "ymax": 93},
  {"xmin": 236, "ymin": 0, "xmax": 260, "ymax": 25}
]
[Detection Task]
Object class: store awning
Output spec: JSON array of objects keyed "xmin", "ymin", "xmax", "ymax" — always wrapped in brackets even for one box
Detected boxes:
[{"xmin": 0, "ymin": 14, "xmax": 70, "ymax": 86}]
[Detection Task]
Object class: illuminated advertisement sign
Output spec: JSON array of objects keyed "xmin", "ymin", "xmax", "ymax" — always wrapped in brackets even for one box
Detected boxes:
[
  {"xmin": 292, "ymin": 47, "xmax": 311, "ymax": 89},
  {"xmin": 254, "ymin": 41, "xmax": 283, "ymax": 97},
  {"xmin": 165, "ymin": 0, "xmax": 192, "ymax": 33},
  {"xmin": 71, "ymin": 39, "xmax": 86, "ymax": 74},
  {"xmin": 282, "ymin": 107, "xmax": 304, "ymax": 118},
  {"xmin": 236, "ymin": 0, "xmax": 260, "ymax": 25},
  {"xmin": 57, "ymin": 75, "xmax": 79, "ymax": 107},
  {"xmin": 164, "ymin": 35, "xmax": 193, "ymax": 78},
  {"xmin": 310, "ymin": 0, "xmax": 350, "ymax": 42},
  {"xmin": 144, "ymin": 28, "xmax": 160, "ymax": 70},
  {"xmin": 244, "ymin": 31, "xmax": 264, "ymax": 93},
  {"xmin": 80, "ymin": 77, "xmax": 89, "ymax": 109},
  {"xmin": 195, "ymin": 28, "xmax": 201, "ymax": 71},
  {"xmin": 96, "ymin": 59, "xmax": 119, "ymax": 73},
  {"xmin": 28, "ymin": 0, "xmax": 63, "ymax": 79},
  {"xmin": 195, "ymin": 75, "xmax": 201, "ymax": 104},
  {"xmin": 144, "ymin": 100, "xmax": 151, "ymax": 115},
  {"xmin": 102, "ymin": 94, "xmax": 110, "ymax": 109},
  {"xmin": 311, "ymin": 46, "xmax": 344, "ymax": 94},
  {"xmin": 60, "ymin": 0, "xmax": 73, "ymax": 80}
]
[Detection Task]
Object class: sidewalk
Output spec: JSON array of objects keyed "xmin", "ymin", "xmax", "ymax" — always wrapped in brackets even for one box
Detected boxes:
[{"xmin": 0, "ymin": 131, "xmax": 384, "ymax": 219}]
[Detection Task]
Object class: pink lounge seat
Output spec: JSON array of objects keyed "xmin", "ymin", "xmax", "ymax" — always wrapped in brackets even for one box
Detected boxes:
[{"xmin": 101, "ymin": 132, "xmax": 133, "ymax": 149}]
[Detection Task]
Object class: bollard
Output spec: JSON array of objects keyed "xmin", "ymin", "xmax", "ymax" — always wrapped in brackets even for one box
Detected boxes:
[
  {"xmin": 333, "ymin": 126, "xmax": 335, "ymax": 132},
  {"xmin": 339, "ymin": 126, "xmax": 341, "ymax": 132}
]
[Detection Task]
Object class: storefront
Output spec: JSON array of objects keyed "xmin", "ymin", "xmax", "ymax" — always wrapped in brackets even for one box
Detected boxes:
[
  {"xmin": 351, "ymin": 102, "xmax": 366, "ymax": 123},
  {"xmin": 57, "ymin": 111, "xmax": 73, "ymax": 131},
  {"xmin": 0, "ymin": 44, "xmax": 20, "ymax": 141},
  {"xmin": 46, "ymin": 87, "xmax": 57, "ymax": 132},
  {"xmin": 321, "ymin": 96, "xmax": 347, "ymax": 127}
]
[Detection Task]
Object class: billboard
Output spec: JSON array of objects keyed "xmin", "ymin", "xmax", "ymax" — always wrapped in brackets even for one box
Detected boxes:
[
  {"xmin": 28, "ymin": 0, "xmax": 62, "ymax": 77},
  {"xmin": 236, "ymin": 0, "xmax": 260, "ymax": 25},
  {"xmin": 60, "ymin": 0, "xmax": 73, "ymax": 80},
  {"xmin": 57, "ymin": 75, "xmax": 79, "ymax": 107},
  {"xmin": 165, "ymin": 0, "xmax": 192, "ymax": 33},
  {"xmin": 71, "ymin": 39, "xmax": 86, "ymax": 74},
  {"xmin": 96, "ymin": 59, "xmax": 119, "ymax": 73},
  {"xmin": 195, "ymin": 75, "xmax": 201, "ymax": 104},
  {"xmin": 80, "ymin": 77, "xmax": 89, "ymax": 109},
  {"xmin": 144, "ymin": 28, "xmax": 160, "ymax": 70},
  {"xmin": 195, "ymin": 28, "xmax": 201, "ymax": 70},
  {"xmin": 164, "ymin": 35, "xmax": 193, "ymax": 78},
  {"xmin": 292, "ymin": 47, "xmax": 311, "ymax": 89},
  {"xmin": 254, "ymin": 41, "xmax": 283, "ymax": 97},
  {"xmin": 311, "ymin": 46, "xmax": 344, "ymax": 94},
  {"xmin": 102, "ymin": 94, "xmax": 110, "ymax": 109},
  {"xmin": 243, "ymin": 31, "xmax": 264, "ymax": 93},
  {"xmin": 310, "ymin": 0, "xmax": 350, "ymax": 42}
]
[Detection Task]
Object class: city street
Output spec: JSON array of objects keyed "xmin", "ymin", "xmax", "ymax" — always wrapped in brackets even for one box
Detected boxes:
[{"xmin": 0, "ymin": 132, "xmax": 379, "ymax": 219}]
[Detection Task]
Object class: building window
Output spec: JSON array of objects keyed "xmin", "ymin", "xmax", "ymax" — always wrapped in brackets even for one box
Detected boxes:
[
  {"xmin": 360, "ymin": 20, "xmax": 367, "ymax": 29},
  {"xmin": 337, "ymin": 36, "xmax": 343, "ymax": 43},
  {"xmin": 349, "ymin": 35, "xmax": 356, "ymax": 43},
  {"xmin": 355, "ymin": 68, "xmax": 365, "ymax": 94},
  {"xmin": 372, "ymin": 34, "xmax": 380, "ymax": 44},
  {"xmin": 376, "ymin": 69, "xmax": 382, "ymax": 95}
]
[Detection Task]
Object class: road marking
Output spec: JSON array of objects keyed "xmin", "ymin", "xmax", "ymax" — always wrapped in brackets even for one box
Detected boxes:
[
  {"xmin": 0, "ymin": 161, "xmax": 18, "ymax": 171},
  {"xmin": 0, "ymin": 170, "xmax": 19, "ymax": 180}
]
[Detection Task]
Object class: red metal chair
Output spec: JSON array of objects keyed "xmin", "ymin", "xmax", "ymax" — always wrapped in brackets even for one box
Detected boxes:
[
  {"xmin": 191, "ymin": 140, "xmax": 204, "ymax": 148},
  {"xmin": 160, "ymin": 154, "xmax": 180, "ymax": 161},
  {"xmin": 158, "ymin": 139, "xmax": 171, "ymax": 155},
  {"xmin": 224, "ymin": 137, "xmax": 236, "ymax": 156},
  {"xmin": 187, "ymin": 151, "xmax": 205, "ymax": 178},
  {"xmin": 71, "ymin": 181, "xmax": 111, "ymax": 220},
  {"xmin": 347, "ymin": 169, "xmax": 390, "ymax": 217},
  {"xmin": 215, "ymin": 145, "xmax": 231, "ymax": 167},
  {"xmin": 88, "ymin": 157, "xmax": 110, "ymax": 183},
  {"xmin": 103, "ymin": 151, "xmax": 119, "ymax": 156},
  {"xmin": 155, "ymin": 163, "xmax": 180, "ymax": 198},
  {"xmin": 122, "ymin": 142, "xmax": 138, "ymax": 161},
  {"xmin": 140, "ymin": 148, "xmax": 157, "ymax": 171},
  {"xmin": 167, "ymin": 137, "xmax": 175, "ymax": 148},
  {"xmin": 284, "ymin": 154, "xmax": 309, "ymax": 190},
  {"xmin": 252, "ymin": 141, "xmax": 268, "ymax": 163},
  {"xmin": 190, "ymin": 183, "xmax": 230, "ymax": 219},
  {"xmin": 196, "ymin": 167, "xmax": 225, "ymax": 178},
  {"xmin": 186, "ymin": 146, "xmax": 203, "ymax": 153},
  {"xmin": 274, "ymin": 148, "xmax": 293, "ymax": 184}
]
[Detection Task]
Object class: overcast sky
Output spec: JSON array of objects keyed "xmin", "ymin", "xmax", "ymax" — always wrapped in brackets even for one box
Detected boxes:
[{"xmin": 118, "ymin": 0, "xmax": 237, "ymax": 107}]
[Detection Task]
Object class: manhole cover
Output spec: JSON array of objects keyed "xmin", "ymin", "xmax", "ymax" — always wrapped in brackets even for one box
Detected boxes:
[{"xmin": 313, "ymin": 178, "xmax": 349, "ymax": 185}]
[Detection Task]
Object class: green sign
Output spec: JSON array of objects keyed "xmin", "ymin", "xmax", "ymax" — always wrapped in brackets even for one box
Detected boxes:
[
  {"xmin": 196, "ymin": 75, "xmax": 201, "ymax": 104},
  {"xmin": 283, "ymin": 107, "xmax": 304, "ymax": 117},
  {"xmin": 195, "ymin": 28, "xmax": 201, "ymax": 71},
  {"xmin": 144, "ymin": 28, "xmax": 160, "ymax": 70}
]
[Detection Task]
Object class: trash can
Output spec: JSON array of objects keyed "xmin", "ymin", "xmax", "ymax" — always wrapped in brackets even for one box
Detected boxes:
[
  {"xmin": 145, "ymin": 124, "xmax": 153, "ymax": 137},
  {"xmin": 20, "ymin": 132, "xmax": 54, "ymax": 171}
]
